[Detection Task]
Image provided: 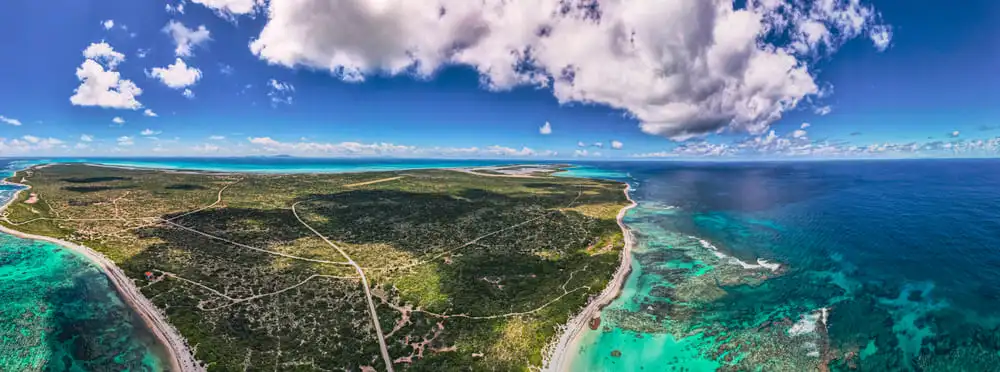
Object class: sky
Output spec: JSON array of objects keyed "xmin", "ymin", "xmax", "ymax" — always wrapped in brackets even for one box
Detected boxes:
[{"xmin": 0, "ymin": 0, "xmax": 998, "ymax": 159}]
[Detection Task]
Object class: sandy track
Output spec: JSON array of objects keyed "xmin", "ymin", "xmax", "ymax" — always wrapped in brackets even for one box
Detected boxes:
[
  {"xmin": 343, "ymin": 176, "xmax": 406, "ymax": 188},
  {"xmin": 544, "ymin": 184, "xmax": 637, "ymax": 371},
  {"xmin": 449, "ymin": 168, "xmax": 544, "ymax": 178}
]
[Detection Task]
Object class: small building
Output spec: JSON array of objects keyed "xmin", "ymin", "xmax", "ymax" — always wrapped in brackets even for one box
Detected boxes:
[{"xmin": 144, "ymin": 271, "xmax": 154, "ymax": 280}]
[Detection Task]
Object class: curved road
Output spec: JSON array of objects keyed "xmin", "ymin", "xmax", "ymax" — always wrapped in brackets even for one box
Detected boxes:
[{"xmin": 291, "ymin": 201, "xmax": 395, "ymax": 372}]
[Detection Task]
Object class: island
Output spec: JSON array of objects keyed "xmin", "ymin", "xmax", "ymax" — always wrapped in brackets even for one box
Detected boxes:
[{"xmin": 1, "ymin": 163, "xmax": 630, "ymax": 371}]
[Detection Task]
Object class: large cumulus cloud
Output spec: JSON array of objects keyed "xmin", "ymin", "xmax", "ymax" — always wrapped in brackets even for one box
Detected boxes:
[{"xmin": 250, "ymin": 0, "xmax": 889, "ymax": 140}]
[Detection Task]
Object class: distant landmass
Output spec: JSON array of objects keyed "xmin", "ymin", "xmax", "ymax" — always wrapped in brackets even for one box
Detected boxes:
[{"xmin": 1, "ymin": 162, "xmax": 628, "ymax": 371}]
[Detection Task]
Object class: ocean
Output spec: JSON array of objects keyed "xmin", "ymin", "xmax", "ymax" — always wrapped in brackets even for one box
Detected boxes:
[
  {"xmin": 3, "ymin": 157, "xmax": 1000, "ymax": 371},
  {"xmin": 562, "ymin": 159, "xmax": 1000, "ymax": 371}
]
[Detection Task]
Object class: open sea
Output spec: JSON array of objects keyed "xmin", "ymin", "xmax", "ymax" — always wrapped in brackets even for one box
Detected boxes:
[
  {"xmin": 563, "ymin": 159, "xmax": 1000, "ymax": 371},
  {"xmin": 3, "ymin": 157, "xmax": 1000, "ymax": 371}
]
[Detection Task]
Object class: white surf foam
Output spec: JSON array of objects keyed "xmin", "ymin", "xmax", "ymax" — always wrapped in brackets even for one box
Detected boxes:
[
  {"xmin": 789, "ymin": 313, "xmax": 820, "ymax": 336},
  {"xmin": 788, "ymin": 307, "xmax": 830, "ymax": 337},
  {"xmin": 695, "ymin": 238, "xmax": 782, "ymax": 272}
]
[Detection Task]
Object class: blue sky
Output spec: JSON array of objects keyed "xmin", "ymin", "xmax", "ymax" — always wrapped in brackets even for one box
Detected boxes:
[{"xmin": 0, "ymin": 0, "xmax": 997, "ymax": 159}]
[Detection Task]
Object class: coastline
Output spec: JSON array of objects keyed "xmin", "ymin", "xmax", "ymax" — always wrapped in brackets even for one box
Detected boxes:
[
  {"xmin": 0, "ymin": 175, "xmax": 202, "ymax": 372},
  {"xmin": 545, "ymin": 182, "xmax": 638, "ymax": 371}
]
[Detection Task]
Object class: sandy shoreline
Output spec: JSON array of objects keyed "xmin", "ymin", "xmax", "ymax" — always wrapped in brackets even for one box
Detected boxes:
[
  {"xmin": 544, "ymin": 183, "xmax": 638, "ymax": 371},
  {"xmin": 0, "ymin": 175, "xmax": 202, "ymax": 372}
]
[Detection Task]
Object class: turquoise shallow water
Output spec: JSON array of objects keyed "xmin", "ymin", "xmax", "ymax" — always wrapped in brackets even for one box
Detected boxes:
[
  {"xmin": 567, "ymin": 160, "xmax": 1000, "ymax": 371},
  {"xmin": 0, "ymin": 161, "xmax": 168, "ymax": 371},
  {"xmin": 0, "ymin": 234, "xmax": 168, "ymax": 371}
]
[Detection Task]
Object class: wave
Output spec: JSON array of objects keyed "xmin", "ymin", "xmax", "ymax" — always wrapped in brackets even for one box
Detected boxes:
[
  {"xmin": 788, "ymin": 307, "xmax": 830, "ymax": 358},
  {"xmin": 789, "ymin": 307, "xmax": 829, "ymax": 337},
  {"xmin": 695, "ymin": 238, "xmax": 782, "ymax": 272},
  {"xmin": 643, "ymin": 202, "xmax": 679, "ymax": 211}
]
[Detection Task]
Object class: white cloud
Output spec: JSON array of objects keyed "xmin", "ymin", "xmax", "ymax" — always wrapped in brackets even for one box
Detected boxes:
[
  {"xmin": 141, "ymin": 129, "xmax": 161, "ymax": 136},
  {"xmin": 814, "ymin": 105, "xmax": 832, "ymax": 116},
  {"xmin": 800, "ymin": 122, "xmax": 811, "ymax": 129},
  {"xmin": 163, "ymin": 21, "xmax": 211, "ymax": 57},
  {"xmin": 83, "ymin": 42, "xmax": 125, "ymax": 68},
  {"xmin": 630, "ymin": 133, "xmax": 1000, "ymax": 159},
  {"xmin": 483, "ymin": 145, "xmax": 540, "ymax": 157},
  {"xmin": 611, "ymin": 140, "xmax": 624, "ymax": 149},
  {"xmin": 268, "ymin": 79, "xmax": 293, "ymax": 91},
  {"xmin": 539, "ymin": 121, "xmax": 552, "ymax": 135},
  {"xmin": 0, "ymin": 115, "xmax": 22, "ymax": 126},
  {"xmin": 638, "ymin": 141, "xmax": 734, "ymax": 157},
  {"xmin": 245, "ymin": 137, "xmax": 555, "ymax": 157},
  {"xmin": 166, "ymin": 2, "xmax": 185, "ymax": 14},
  {"xmin": 592, "ymin": 142, "xmax": 603, "ymax": 148},
  {"xmin": 574, "ymin": 149, "xmax": 602, "ymax": 157},
  {"xmin": 870, "ymin": 25, "xmax": 893, "ymax": 52},
  {"xmin": 220, "ymin": 64, "xmax": 234, "ymax": 75},
  {"xmin": 148, "ymin": 58, "xmax": 202, "ymax": 89},
  {"xmin": 248, "ymin": 137, "xmax": 280, "ymax": 146},
  {"xmin": 631, "ymin": 151, "xmax": 677, "ymax": 158},
  {"xmin": 70, "ymin": 58, "xmax": 143, "ymax": 110},
  {"xmin": 577, "ymin": 141, "xmax": 586, "ymax": 147},
  {"xmin": 112, "ymin": 116, "xmax": 125, "ymax": 125},
  {"xmin": 0, "ymin": 136, "xmax": 66, "ymax": 154},
  {"xmin": 80, "ymin": 134, "xmax": 94, "ymax": 142},
  {"xmin": 193, "ymin": 143, "xmax": 221, "ymax": 152},
  {"xmin": 137, "ymin": 48, "xmax": 150, "ymax": 59},
  {"xmin": 209, "ymin": 135, "xmax": 226, "ymax": 140},
  {"xmin": 25, "ymin": 136, "xmax": 60, "ymax": 147},
  {"xmin": 192, "ymin": 0, "xmax": 261, "ymax": 17},
  {"xmin": 792, "ymin": 129, "xmax": 808, "ymax": 138},
  {"xmin": 248, "ymin": 136, "xmax": 416, "ymax": 156},
  {"xmin": 143, "ymin": 109, "xmax": 158, "ymax": 117},
  {"xmin": 117, "ymin": 136, "xmax": 134, "ymax": 146},
  {"xmin": 102, "ymin": 20, "xmax": 115, "ymax": 30},
  {"xmin": 951, "ymin": 131, "xmax": 960, "ymax": 137},
  {"xmin": 267, "ymin": 79, "xmax": 294, "ymax": 105},
  {"xmin": 182, "ymin": 89, "xmax": 195, "ymax": 99},
  {"xmin": 249, "ymin": 0, "xmax": 889, "ymax": 140}
]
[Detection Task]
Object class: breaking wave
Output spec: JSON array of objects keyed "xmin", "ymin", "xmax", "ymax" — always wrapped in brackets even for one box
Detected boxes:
[{"xmin": 695, "ymin": 238, "xmax": 782, "ymax": 272}]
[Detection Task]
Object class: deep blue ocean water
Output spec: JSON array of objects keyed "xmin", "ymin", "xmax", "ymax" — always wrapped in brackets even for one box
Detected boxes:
[{"xmin": 564, "ymin": 159, "xmax": 1000, "ymax": 371}]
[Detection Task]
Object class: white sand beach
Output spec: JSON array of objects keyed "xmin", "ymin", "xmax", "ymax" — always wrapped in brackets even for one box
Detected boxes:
[{"xmin": 545, "ymin": 184, "xmax": 637, "ymax": 371}]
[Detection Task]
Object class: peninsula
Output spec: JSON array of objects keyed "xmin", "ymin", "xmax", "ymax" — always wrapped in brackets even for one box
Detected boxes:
[{"xmin": 1, "ymin": 163, "xmax": 629, "ymax": 371}]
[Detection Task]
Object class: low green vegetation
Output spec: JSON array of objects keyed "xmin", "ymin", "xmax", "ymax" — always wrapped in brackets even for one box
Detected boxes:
[{"xmin": 2, "ymin": 164, "xmax": 627, "ymax": 371}]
